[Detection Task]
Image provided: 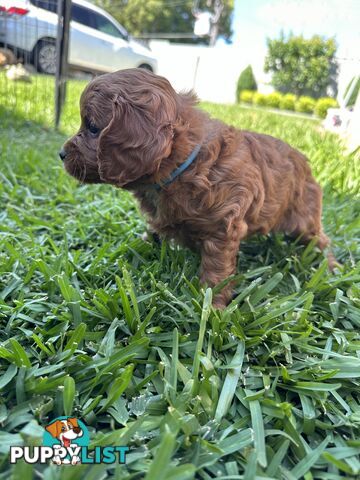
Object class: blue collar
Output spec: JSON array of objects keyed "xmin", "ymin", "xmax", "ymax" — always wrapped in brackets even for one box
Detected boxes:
[{"xmin": 154, "ymin": 144, "xmax": 201, "ymax": 191}]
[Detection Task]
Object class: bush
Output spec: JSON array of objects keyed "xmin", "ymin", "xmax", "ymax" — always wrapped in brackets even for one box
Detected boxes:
[
  {"xmin": 279, "ymin": 93, "xmax": 297, "ymax": 111},
  {"xmin": 239, "ymin": 90, "xmax": 255, "ymax": 104},
  {"xmin": 344, "ymin": 77, "xmax": 360, "ymax": 107},
  {"xmin": 236, "ymin": 65, "xmax": 257, "ymax": 102},
  {"xmin": 265, "ymin": 34, "xmax": 338, "ymax": 98},
  {"xmin": 253, "ymin": 93, "xmax": 267, "ymax": 106},
  {"xmin": 295, "ymin": 96, "xmax": 316, "ymax": 114},
  {"xmin": 315, "ymin": 97, "xmax": 339, "ymax": 118},
  {"xmin": 264, "ymin": 92, "xmax": 283, "ymax": 108}
]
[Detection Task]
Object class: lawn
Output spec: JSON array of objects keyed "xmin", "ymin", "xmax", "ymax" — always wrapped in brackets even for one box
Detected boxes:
[{"xmin": 0, "ymin": 75, "xmax": 360, "ymax": 479}]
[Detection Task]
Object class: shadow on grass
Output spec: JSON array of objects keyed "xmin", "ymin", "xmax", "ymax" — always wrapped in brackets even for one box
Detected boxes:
[
  {"xmin": 0, "ymin": 105, "xmax": 66, "ymax": 138},
  {"xmin": 0, "ymin": 71, "xmax": 86, "ymax": 134}
]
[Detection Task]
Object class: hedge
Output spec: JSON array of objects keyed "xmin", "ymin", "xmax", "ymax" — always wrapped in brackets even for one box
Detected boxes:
[
  {"xmin": 295, "ymin": 96, "xmax": 316, "ymax": 114},
  {"xmin": 265, "ymin": 92, "xmax": 282, "ymax": 108},
  {"xmin": 279, "ymin": 93, "xmax": 297, "ymax": 111},
  {"xmin": 239, "ymin": 90, "xmax": 339, "ymax": 118},
  {"xmin": 253, "ymin": 93, "xmax": 267, "ymax": 106},
  {"xmin": 239, "ymin": 90, "xmax": 255, "ymax": 104},
  {"xmin": 315, "ymin": 97, "xmax": 339, "ymax": 118}
]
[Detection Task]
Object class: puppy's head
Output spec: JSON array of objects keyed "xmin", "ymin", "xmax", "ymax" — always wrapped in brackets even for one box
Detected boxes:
[
  {"xmin": 45, "ymin": 418, "xmax": 82, "ymax": 441},
  {"xmin": 61, "ymin": 68, "xmax": 193, "ymax": 187}
]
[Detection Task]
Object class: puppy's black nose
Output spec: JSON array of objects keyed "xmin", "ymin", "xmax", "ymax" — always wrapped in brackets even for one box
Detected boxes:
[{"xmin": 59, "ymin": 148, "xmax": 67, "ymax": 161}]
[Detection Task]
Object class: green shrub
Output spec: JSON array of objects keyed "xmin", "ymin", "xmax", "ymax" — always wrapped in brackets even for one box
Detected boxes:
[
  {"xmin": 264, "ymin": 33, "xmax": 338, "ymax": 98},
  {"xmin": 264, "ymin": 92, "xmax": 283, "ymax": 108},
  {"xmin": 315, "ymin": 97, "xmax": 339, "ymax": 118},
  {"xmin": 295, "ymin": 96, "xmax": 316, "ymax": 114},
  {"xmin": 279, "ymin": 93, "xmax": 297, "ymax": 111},
  {"xmin": 236, "ymin": 65, "xmax": 257, "ymax": 102},
  {"xmin": 344, "ymin": 77, "xmax": 360, "ymax": 107},
  {"xmin": 253, "ymin": 93, "xmax": 267, "ymax": 106},
  {"xmin": 239, "ymin": 90, "xmax": 255, "ymax": 104}
]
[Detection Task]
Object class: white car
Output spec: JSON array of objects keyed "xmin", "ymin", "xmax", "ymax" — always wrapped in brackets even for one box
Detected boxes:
[{"xmin": 0, "ymin": 0, "xmax": 157, "ymax": 74}]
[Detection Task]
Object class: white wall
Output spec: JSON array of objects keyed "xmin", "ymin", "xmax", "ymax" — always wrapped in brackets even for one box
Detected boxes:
[
  {"xmin": 150, "ymin": 41, "xmax": 360, "ymax": 105},
  {"xmin": 150, "ymin": 40, "xmax": 254, "ymax": 103}
]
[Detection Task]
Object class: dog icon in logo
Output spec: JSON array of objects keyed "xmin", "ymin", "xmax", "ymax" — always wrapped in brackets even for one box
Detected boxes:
[{"xmin": 45, "ymin": 417, "xmax": 83, "ymax": 465}]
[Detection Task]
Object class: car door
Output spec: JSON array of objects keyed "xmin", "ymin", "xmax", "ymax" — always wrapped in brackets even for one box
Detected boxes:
[
  {"xmin": 90, "ymin": 11, "xmax": 135, "ymax": 72},
  {"xmin": 69, "ymin": 4, "xmax": 134, "ymax": 73},
  {"xmin": 69, "ymin": 4, "xmax": 106, "ymax": 71}
]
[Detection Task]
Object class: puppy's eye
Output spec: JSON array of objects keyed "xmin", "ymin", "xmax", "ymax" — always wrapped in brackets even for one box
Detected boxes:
[{"xmin": 88, "ymin": 122, "xmax": 100, "ymax": 136}]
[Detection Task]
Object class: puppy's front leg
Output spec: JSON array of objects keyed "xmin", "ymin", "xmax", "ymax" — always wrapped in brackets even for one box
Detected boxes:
[
  {"xmin": 200, "ymin": 220, "xmax": 247, "ymax": 308},
  {"xmin": 141, "ymin": 230, "xmax": 161, "ymax": 245}
]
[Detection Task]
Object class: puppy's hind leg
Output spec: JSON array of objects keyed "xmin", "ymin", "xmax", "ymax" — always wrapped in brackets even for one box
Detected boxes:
[
  {"xmin": 315, "ymin": 231, "xmax": 339, "ymax": 271},
  {"xmin": 284, "ymin": 180, "xmax": 339, "ymax": 270},
  {"xmin": 304, "ymin": 230, "xmax": 339, "ymax": 272},
  {"xmin": 200, "ymin": 220, "xmax": 248, "ymax": 309}
]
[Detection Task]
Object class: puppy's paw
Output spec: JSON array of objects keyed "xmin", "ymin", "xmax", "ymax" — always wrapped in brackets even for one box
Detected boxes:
[
  {"xmin": 327, "ymin": 251, "xmax": 342, "ymax": 272},
  {"xmin": 213, "ymin": 294, "xmax": 228, "ymax": 310},
  {"xmin": 141, "ymin": 231, "xmax": 161, "ymax": 245}
]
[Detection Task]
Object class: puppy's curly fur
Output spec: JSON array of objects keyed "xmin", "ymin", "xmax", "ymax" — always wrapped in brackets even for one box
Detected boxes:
[{"xmin": 62, "ymin": 68, "xmax": 334, "ymax": 308}]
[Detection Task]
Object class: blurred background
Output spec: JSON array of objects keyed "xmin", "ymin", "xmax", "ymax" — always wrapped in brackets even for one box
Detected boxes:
[{"xmin": 0, "ymin": 0, "xmax": 359, "ymax": 151}]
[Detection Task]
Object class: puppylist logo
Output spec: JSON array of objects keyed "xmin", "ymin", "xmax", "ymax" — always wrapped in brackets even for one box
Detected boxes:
[{"xmin": 10, "ymin": 416, "xmax": 129, "ymax": 465}]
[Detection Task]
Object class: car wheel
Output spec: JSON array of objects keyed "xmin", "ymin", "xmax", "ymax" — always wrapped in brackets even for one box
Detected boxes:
[
  {"xmin": 33, "ymin": 40, "xmax": 56, "ymax": 75},
  {"xmin": 138, "ymin": 63, "xmax": 153, "ymax": 72}
]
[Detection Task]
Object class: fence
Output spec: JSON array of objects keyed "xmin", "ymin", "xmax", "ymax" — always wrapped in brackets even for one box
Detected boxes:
[{"xmin": 0, "ymin": 0, "xmax": 70, "ymax": 128}]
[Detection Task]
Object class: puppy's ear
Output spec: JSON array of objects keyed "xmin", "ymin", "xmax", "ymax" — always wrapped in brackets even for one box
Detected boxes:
[
  {"xmin": 97, "ymin": 95, "xmax": 174, "ymax": 186},
  {"xmin": 178, "ymin": 90, "xmax": 198, "ymax": 106},
  {"xmin": 45, "ymin": 421, "xmax": 61, "ymax": 438},
  {"xmin": 68, "ymin": 417, "xmax": 79, "ymax": 428}
]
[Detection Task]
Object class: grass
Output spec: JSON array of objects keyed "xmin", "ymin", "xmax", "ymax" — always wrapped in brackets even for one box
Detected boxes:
[{"xmin": 0, "ymin": 74, "xmax": 360, "ymax": 479}]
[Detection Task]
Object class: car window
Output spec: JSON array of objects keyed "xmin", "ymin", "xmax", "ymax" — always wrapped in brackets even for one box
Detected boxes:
[
  {"xmin": 93, "ymin": 12, "xmax": 124, "ymax": 38},
  {"xmin": 30, "ymin": 0, "xmax": 58, "ymax": 14},
  {"xmin": 31, "ymin": 0, "xmax": 128, "ymax": 40},
  {"xmin": 71, "ymin": 5, "xmax": 96, "ymax": 29}
]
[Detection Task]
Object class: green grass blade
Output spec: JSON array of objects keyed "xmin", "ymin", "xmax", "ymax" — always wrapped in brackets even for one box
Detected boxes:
[
  {"xmin": 63, "ymin": 375, "xmax": 76, "ymax": 416},
  {"xmin": 192, "ymin": 288, "xmax": 212, "ymax": 394},
  {"xmin": 215, "ymin": 341, "xmax": 245, "ymax": 421},
  {"xmin": 9, "ymin": 339, "xmax": 31, "ymax": 368},
  {"xmin": 249, "ymin": 397, "xmax": 267, "ymax": 468},
  {"xmin": 145, "ymin": 430, "xmax": 177, "ymax": 480},
  {"xmin": 290, "ymin": 436, "xmax": 330, "ymax": 479}
]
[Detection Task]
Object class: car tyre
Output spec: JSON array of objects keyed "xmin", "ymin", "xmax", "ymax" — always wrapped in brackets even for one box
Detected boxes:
[
  {"xmin": 33, "ymin": 39, "xmax": 57, "ymax": 75},
  {"xmin": 138, "ymin": 63, "xmax": 153, "ymax": 72}
]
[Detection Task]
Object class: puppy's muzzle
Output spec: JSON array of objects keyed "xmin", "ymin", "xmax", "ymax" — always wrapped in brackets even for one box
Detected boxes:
[{"xmin": 59, "ymin": 148, "xmax": 67, "ymax": 161}]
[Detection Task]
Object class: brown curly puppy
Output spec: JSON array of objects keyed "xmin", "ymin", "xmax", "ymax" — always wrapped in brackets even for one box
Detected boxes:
[{"xmin": 60, "ymin": 68, "xmax": 335, "ymax": 308}]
